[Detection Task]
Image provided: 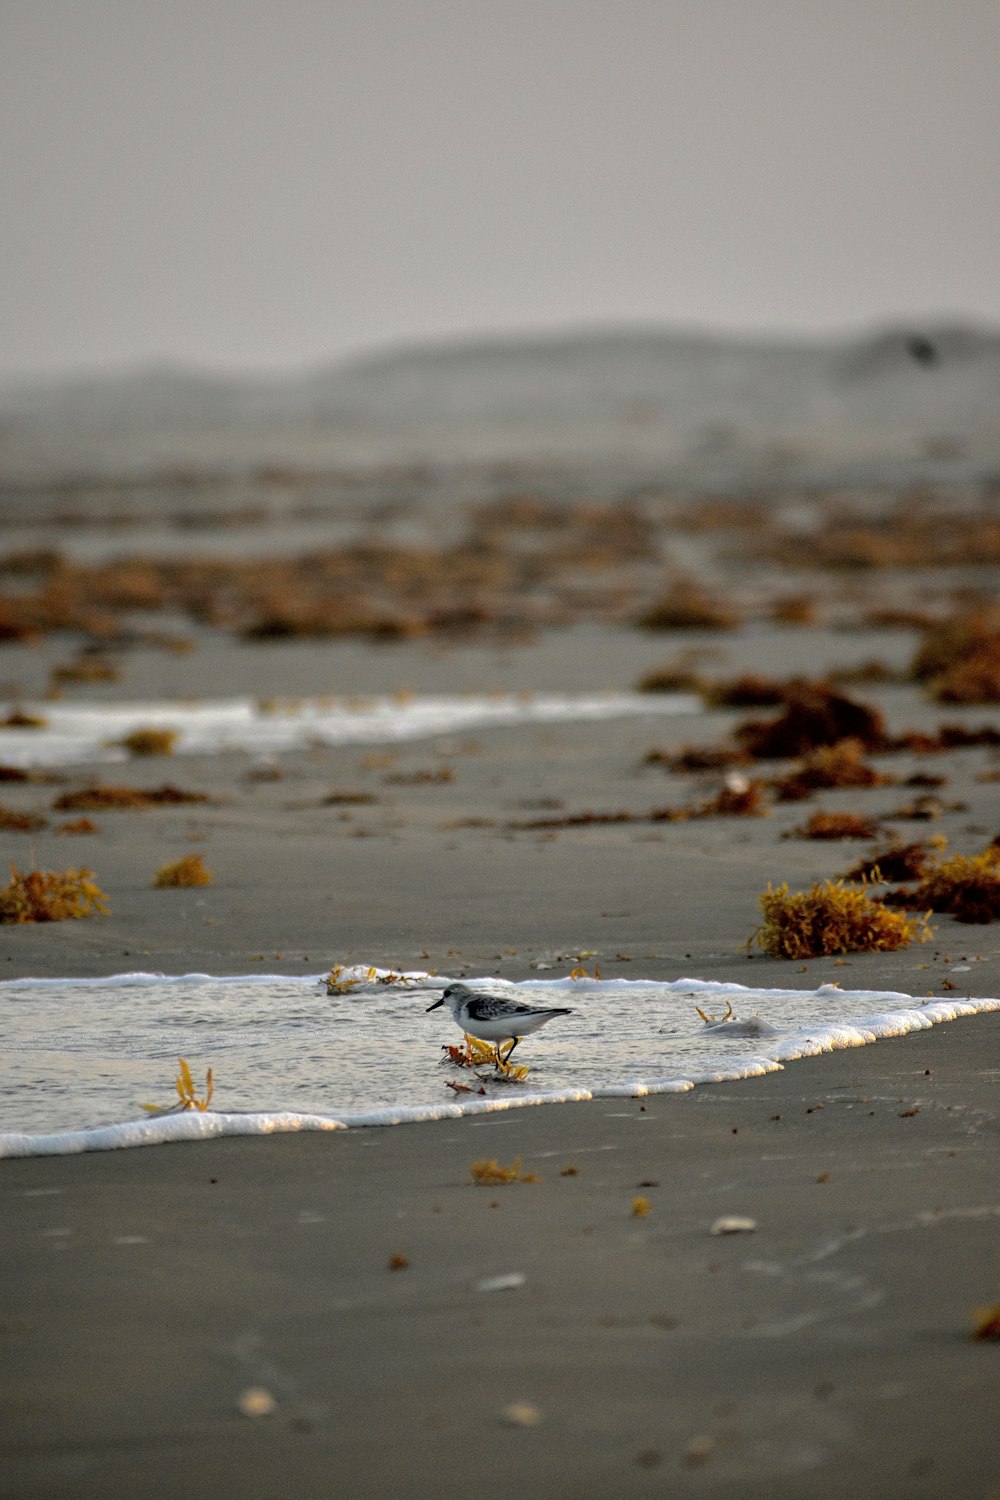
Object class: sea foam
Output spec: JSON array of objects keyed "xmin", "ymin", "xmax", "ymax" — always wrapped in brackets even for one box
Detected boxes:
[
  {"xmin": 0, "ymin": 689, "xmax": 699, "ymax": 768},
  {"xmin": 1, "ymin": 969, "xmax": 996, "ymax": 1156}
]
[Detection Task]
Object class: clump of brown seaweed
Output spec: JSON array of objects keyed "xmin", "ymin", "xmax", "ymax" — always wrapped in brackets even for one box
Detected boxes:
[
  {"xmin": 140, "ymin": 1058, "xmax": 214, "ymax": 1114},
  {"xmin": 752, "ymin": 879, "xmax": 932, "ymax": 959},
  {"xmin": 971, "ymin": 1301, "xmax": 1000, "ymax": 1340},
  {"xmin": 0, "ymin": 804, "xmax": 48, "ymax": 832},
  {"xmin": 56, "ymin": 816, "xmax": 99, "ymax": 836},
  {"xmin": 737, "ymin": 682, "xmax": 888, "ymax": 759},
  {"xmin": 773, "ymin": 738, "xmax": 895, "ymax": 801},
  {"xmin": 911, "ymin": 606, "xmax": 1000, "ymax": 704},
  {"xmin": 843, "ymin": 842, "xmax": 934, "ymax": 884},
  {"xmin": 445, "ymin": 1032, "xmax": 529, "ymax": 1081},
  {"xmin": 0, "ymin": 863, "xmax": 109, "ymax": 923},
  {"xmin": 117, "ymin": 727, "xmax": 179, "ymax": 756},
  {"xmin": 792, "ymin": 810, "xmax": 884, "ymax": 841},
  {"xmin": 469, "ymin": 1157, "xmax": 539, "ymax": 1185},
  {"xmin": 153, "ymin": 853, "xmax": 214, "ymax": 888},
  {"xmin": 53, "ymin": 783, "xmax": 211, "ymax": 811},
  {"xmin": 637, "ymin": 581, "xmax": 741, "ymax": 632},
  {"xmin": 893, "ymin": 848, "xmax": 1000, "ymax": 924}
]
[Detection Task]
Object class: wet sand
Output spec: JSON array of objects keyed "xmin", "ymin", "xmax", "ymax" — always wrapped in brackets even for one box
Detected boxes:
[
  {"xmin": 2, "ymin": 623, "xmax": 999, "ymax": 994},
  {"xmin": 3, "ymin": 1011, "xmax": 1000, "ymax": 1499},
  {"xmin": 2, "ymin": 549, "xmax": 1000, "ymax": 1493}
]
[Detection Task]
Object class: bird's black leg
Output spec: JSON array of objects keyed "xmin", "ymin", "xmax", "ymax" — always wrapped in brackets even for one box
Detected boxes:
[{"xmin": 501, "ymin": 1036, "xmax": 520, "ymax": 1068}]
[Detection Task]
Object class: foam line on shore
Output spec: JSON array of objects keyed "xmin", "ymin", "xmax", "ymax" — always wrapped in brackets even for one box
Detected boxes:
[
  {"xmin": 1, "ymin": 970, "xmax": 996, "ymax": 1157},
  {"xmin": 0, "ymin": 688, "xmax": 700, "ymax": 768}
]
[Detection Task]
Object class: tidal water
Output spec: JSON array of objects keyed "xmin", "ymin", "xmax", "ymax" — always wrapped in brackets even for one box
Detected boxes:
[{"xmin": 2, "ymin": 967, "xmax": 996, "ymax": 1155}]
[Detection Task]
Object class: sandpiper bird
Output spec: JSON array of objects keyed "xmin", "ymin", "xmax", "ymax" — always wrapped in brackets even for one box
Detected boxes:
[{"xmin": 427, "ymin": 981, "xmax": 572, "ymax": 1064}]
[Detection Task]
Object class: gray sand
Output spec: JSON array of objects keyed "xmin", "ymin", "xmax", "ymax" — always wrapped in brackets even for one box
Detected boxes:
[
  {"xmin": 3, "ymin": 1012, "xmax": 999, "ymax": 1500},
  {"xmin": 2, "ymin": 620, "xmax": 1000, "ymax": 1498},
  {"xmin": 2, "ymin": 626, "xmax": 999, "ymax": 997}
]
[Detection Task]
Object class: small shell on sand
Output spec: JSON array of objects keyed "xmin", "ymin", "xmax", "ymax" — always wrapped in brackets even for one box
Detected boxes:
[
  {"xmin": 498, "ymin": 1401, "xmax": 543, "ymax": 1427},
  {"xmin": 237, "ymin": 1386, "xmax": 276, "ymax": 1417},
  {"xmin": 709, "ymin": 1215, "xmax": 758, "ymax": 1235}
]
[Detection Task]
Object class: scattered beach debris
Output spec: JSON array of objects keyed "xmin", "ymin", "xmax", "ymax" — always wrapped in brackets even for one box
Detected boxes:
[
  {"xmin": 443, "ymin": 1031, "xmax": 528, "ymax": 1080},
  {"xmin": 50, "ymin": 653, "xmax": 120, "ymax": 686},
  {"xmin": 844, "ymin": 841, "xmax": 933, "ymax": 884},
  {"xmin": 325, "ymin": 963, "xmax": 425, "ymax": 994},
  {"xmin": 890, "ymin": 793, "xmax": 946, "ymax": 820},
  {"xmin": 709, "ymin": 1216, "xmax": 758, "ymax": 1235},
  {"xmin": 115, "ymin": 726, "xmax": 179, "ymax": 756},
  {"xmin": 698, "ymin": 775, "xmax": 769, "ymax": 817},
  {"xmin": 911, "ymin": 606, "xmax": 1000, "ymax": 704},
  {"xmin": 387, "ymin": 1253, "xmax": 409, "ymax": 1271},
  {"xmin": 704, "ymin": 673, "xmax": 790, "ymax": 707},
  {"xmin": 53, "ymin": 783, "xmax": 211, "ymax": 811},
  {"xmin": 383, "ymin": 765, "xmax": 454, "ymax": 785},
  {"xmin": 971, "ymin": 1301, "xmax": 1000, "ymax": 1341},
  {"xmin": 0, "ymin": 486, "xmax": 996, "ymax": 651},
  {"xmin": 237, "ymin": 1387, "xmax": 277, "ymax": 1418},
  {"xmin": 752, "ymin": 879, "xmax": 932, "ymax": 958},
  {"xmin": 469, "ymin": 1158, "xmax": 539, "ymax": 1186},
  {"xmin": 0, "ymin": 863, "xmax": 109, "ymax": 923},
  {"xmin": 792, "ymin": 809, "xmax": 884, "ymax": 841},
  {"xmin": 653, "ymin": 713, "xmax": 1000, "ymax": 782},
  {"xmin": 773, "ymin": 737, "xmax": 896, "ymax": 801},
  {"xmin": 637, "ymin": 579, "xmax": 741, "ymax": 632},
  {"xmin": 695, "ymin": 1000, "xmax": 734, "ymax": 1025},
  {"xmin": 55, "ymin": 816, "xmax": 99, "ymax": 836},
  {"xmin": 140, "ymin": 1058, "xmax": 214, "ymax": 1115},
  {"xmin": 569, "ymin": 963, "xmax": 600, "ymax": 980},
  {"xmin": 497, "ymin": 1401, "xmax": 543, "ymax": 1428},
  {"xmin": 737, "ymin": 681, "xmax": 888, "ymax": 758},
  {"xmin": 632, "ymin": 1196, "xmax": 653, "ymax": 1218},
  {"xmin": 897, "ymin": 723, "xmax": 1000, "ymax": 754},
  {"xmin": 647, "ymin": 743, "xmax": 750, "ymax": 774},
  {"xmin": 475, "ymin": 1272, "xmax": 526, "ymax": 1293},
  {"xmin": 507, "ymin": 779, "xmax": 768, "ymax": 830},
  {"xmin": 894, "ymin": 848, "xmax": 1000, "ymax": 924},
  {"xmin": 153, "ymin": 853, "xmax": 214, "ymax": 888},
  {"xmin": 0, "ymin": 804, "xmax": 48, "ymax": 832},
  {"xmin": 1, "ymin": 709, "xmax": 48, "ymax": 729},
  {"xmin": 692, "ymin": 1000, "xmax": 779, "ymax": 1037}
]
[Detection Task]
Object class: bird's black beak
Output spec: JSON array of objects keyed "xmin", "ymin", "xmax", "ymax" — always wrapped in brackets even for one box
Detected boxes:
[{"xmin": 426, "ymin": 997, "xmax": 444, "ymax": 1012}]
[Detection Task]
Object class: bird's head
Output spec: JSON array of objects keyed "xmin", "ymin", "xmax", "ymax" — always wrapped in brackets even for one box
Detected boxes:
[{"xmin": 426, "ymin": 981, "xmax": 468, "ymax": 1013}]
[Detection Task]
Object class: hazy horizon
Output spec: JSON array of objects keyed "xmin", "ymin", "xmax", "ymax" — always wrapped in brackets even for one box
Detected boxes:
[
  {"xmin": 5, "ymin": 314, "xmax": 1000, "ymax": 401},
  {"xmin": 3, "ymin": 1, "xmax": 998, "ymax": 384}
]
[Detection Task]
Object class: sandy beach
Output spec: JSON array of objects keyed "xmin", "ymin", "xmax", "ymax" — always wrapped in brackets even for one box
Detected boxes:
[
  {"xmin": 4, "ymin": 1010, "xmax": 1000, "ymax": 1500},
  {"xmin": 3, "ymin": 626, "xmax": 1000, "ymax": 1497},
  {"xmin": 2, "ymin": 442, "xmax": 1000, "ymax": 1496},
  {"xmin": 4, "ymin": 4, "xmax": 1000, "ymax": 1488}
]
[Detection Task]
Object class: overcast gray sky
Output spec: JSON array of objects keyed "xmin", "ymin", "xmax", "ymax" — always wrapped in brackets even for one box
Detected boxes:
[{"xmin": 2, "ymin": 0, "xmax": 998, "ymax": 381}]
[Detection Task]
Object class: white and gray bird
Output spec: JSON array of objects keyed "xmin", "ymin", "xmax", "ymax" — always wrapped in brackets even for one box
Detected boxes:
[{"xmin": 427, "ymin": 981, "xmax": 572, "ymax": 1064}]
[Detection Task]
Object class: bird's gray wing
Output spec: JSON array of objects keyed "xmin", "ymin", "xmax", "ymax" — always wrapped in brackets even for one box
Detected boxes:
[{"xmin": 465, "ymin": 995, "xmax": 525, "ymax": 1021}]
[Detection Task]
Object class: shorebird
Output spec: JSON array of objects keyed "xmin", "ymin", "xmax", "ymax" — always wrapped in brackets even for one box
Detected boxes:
[{"xmin": 427, "ymin": 981, "xmax": 572, "ymax": 1064}]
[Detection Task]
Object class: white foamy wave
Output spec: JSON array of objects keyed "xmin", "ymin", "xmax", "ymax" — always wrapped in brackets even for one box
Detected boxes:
[
  {"xmin": 0, "ymin": 1110, "xmax": 346, "ymax": 1157},
  {"xmin": 1, "ymin": 970, "xmax": 997, "ymax": 1155},
  {"xmin": 0, "ymin": 690, "xmax": 699, "ymax": 768}
]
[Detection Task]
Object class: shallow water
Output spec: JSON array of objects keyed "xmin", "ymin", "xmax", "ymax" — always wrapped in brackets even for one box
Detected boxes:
[
  {"xmin": 2, "ymin": 968, "xmax": 996, "ymax": 1154},
  {"xmin": 0, "ymin": 689, "xmax": 699, "ymax": 768}
]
